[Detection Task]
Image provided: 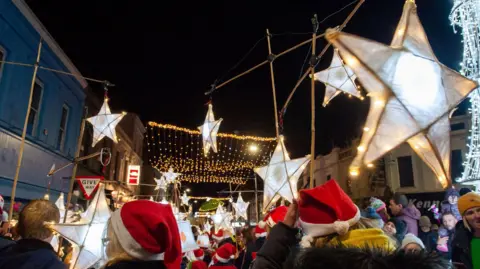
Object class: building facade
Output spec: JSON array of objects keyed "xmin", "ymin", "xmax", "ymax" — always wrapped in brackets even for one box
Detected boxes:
[
  {"xmin": 299, "ymin": 115, "xmax": 469, "ymax": 200},
  {"xmin": 0, "ymin": 0, "xmax": 87, "ymax": 204}
]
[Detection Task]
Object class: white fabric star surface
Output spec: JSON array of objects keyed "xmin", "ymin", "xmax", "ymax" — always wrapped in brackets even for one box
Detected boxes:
[
  {"xmin": 154, "ymin": 176, "xmax": 168, "ymax": 191},
  {"xmin": 86, "ymin": 98, "xmax": 126, "ymax": 147},
  {"xmin": 203, "ymin": 222, "xmax": 212, "ymax": 234},
  {"xmin": 181, "ymin": 192, "xmax": 190, "ymax": 206},
  {"xmin": 254, "ymin": 137, "xmax": 310, "ymax": 212},
  {"xmin": 232, "ymin": 192, "xmax": 250, "ymax": 220},
  {"xmin": 163, "ymin": 167, "xmax": 181, "ymax": 184},
  {"xmin": 50, "ymin": 185, "xmax": 111, "ymax": 269},
  {"xmin": 326, "ymin": 0, "xmax": 478, "ymax": 188},
  {"xmin": 312, "ymin": 49, "xmax": 361, "ymax": 106},
  {"xmin": 198, "ymin": 104, "xmax": 222, "ymax": 156},
  {"xmin": 211, "ymin": 205, "xmax": 232, "ymax": 233}
]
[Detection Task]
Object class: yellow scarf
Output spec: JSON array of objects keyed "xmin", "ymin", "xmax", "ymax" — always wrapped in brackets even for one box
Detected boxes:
[{"xmin": 328, "ymin": 228, "xmax": 396, "ymax": 252}]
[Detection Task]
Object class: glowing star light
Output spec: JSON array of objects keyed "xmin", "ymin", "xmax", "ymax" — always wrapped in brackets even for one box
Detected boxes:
[
  {"xmin": 181, "ymin": 192, "xmax": 190, "ymax": 206},
  {"xmin": 50, "ymin": 184, "xmax": 111, "ymax": 269},
  {"xmin": 211, "ymin": 205, "xmax": 232, "ymax": 233},
  {"xmin": 232, "ymin": 192, "xmax": 249, "ymax": 220},
  {"xmin": 326, "ymin": 0, "xmax": 478, "ymax": 188},
  {"xmin": 163, "ymin": 167, "xmax": 181, "ymax": 184},
  {"xmin": 154, "ymin": 176, "xmax": 168, "ymax": 191},
  {"xmin": 312, "ymin": 49, "xmax": 361, "ymax": 106},
  {"xmin": 198, "ymin": 103, "xmax": 222, "ymax": 156},
  {"xmin": 86, "ymin": 98, "xmax": 126, "ymax": 147},
  {"xmin": 254, "ymin": 136, "xmax": 310, "ymax": 212}
]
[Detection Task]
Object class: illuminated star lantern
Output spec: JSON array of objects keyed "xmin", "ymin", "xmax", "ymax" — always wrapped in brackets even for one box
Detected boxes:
[
  {"xmin": 154, "ymin": 176, "xmax": 168, "ymax": 191},
  {"xmin": 203, "ymin": 221, "xmax": 212, "ymax": 233},
  {"xmin": 232, "ymin": 192, "xmax": 250, "ymax": 220},
  {"xmin": 181, "ymin": 192, "xmax": 190, "ymax": 206},
  {"xmin": 198, "ymin": 103, "xmax": 223, "ymax": 156},
  {"xmin": 326, "ymin": 0, "xmax": 478, "ymax": 188},
  {"xmin": 312, "ymin": 49, "xmax": 361, "ymax": 106},
  {"xmin": 50, "ymin": 184, "xmax": 111, "ymax": 269},
  {"xmin": 86, "ymin": 97, "xmax": 126, "ymax": 147},
  {"xmin": 211, "ymin": 205, "xmax": 232, "ymax": 233},
  {"xmin": 163, "ymin": 167, "xmax": 181, "ymax": 184},
  {"xmin": 254, "ymin": 136, "xmax": 310, "ymax": 212}
]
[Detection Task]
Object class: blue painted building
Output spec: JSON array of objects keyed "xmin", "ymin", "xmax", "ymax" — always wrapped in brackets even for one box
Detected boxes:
[{"xmin": 0, "ymin": 0, "xmax": 87, "ymax": 203}]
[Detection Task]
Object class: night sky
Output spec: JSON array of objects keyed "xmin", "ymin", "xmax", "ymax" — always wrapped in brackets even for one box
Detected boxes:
[{"xmin": 27, "ymin": 0, "xmax": 463, "ymax": 197}]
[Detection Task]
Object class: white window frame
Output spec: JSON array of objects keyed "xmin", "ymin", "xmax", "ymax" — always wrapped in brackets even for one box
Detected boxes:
[
  {"xmin": 29, "ymin": 79, "xmax": 44, "ymax": 136},
  {"xmin": 58, "ymin": 104, "xmax": 69, "ymax": 151}
]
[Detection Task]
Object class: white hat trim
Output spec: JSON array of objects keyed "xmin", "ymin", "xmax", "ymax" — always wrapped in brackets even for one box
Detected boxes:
[
  {"xmin": 266, "ymin": 216, "xmax": 276, "ymax": 227},
  {"xmin": 298, "ymin": 205, "xmax": 361, "ymax": 237},
  {"xmin": 111, "ymin": 207, "xmax": 165, "ymax": 261},
  {"xmin": 215, "ymin": 253, "xmax": 234, "ymax": 263},
  {"xmin": 255, "ymin": 232, "xmax": 267, "ymax": 238}
]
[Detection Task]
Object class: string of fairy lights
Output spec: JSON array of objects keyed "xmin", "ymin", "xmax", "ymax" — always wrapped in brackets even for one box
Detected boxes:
[{"xmin": 146, "ymin": 122, "xmax": 277, "ymax": 185}]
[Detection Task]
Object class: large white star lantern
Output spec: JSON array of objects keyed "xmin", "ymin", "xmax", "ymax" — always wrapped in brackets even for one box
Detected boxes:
[
  {"xmin": 181, "ymin": 192, "xmax": 190, "ymax": 206},
  {"xmin": 211, "ymin": 205, "xmax": 232, "ymax": 233},
  {"xmin": 198, "ymin": 103, "xmax": 222, "ymax": 156},
  {"xmin": 254, "ymin": 136, "xmax": 310, "ymax": 212},
  {"xmin": 163, "ymin": 167, "xmax": 181, "ymax": 184},
  {"xmin": 154, "ymin": 176, "xmax": 168, "ymax": 191},
  {"xmin": 232, "ymin": 192, "xmax": 249, "ymax": 220},
  {"xmin": 312, "ymin": 49, "xmax": 361, "ymax": 106},
  {"xmin": 87, "ymin": 97, "xmax": 126, "ymax": 147},
  {"xmin": 326, "ymin": 0, "xmax": 478, "ymax": 188},
  {"xmin": 50, "ymin": 184, "xmax": 111, "ymax": 269}
]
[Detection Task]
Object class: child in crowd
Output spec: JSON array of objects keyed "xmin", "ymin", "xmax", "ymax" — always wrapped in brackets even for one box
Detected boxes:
[
  {"xmin": 437, "ymin": 212, "xmax": 458, "ymax": 259},
  {"xmin": 418, "ymin": 215, "xmax": 437, "ymax": 252},
  {"xmin": 401, "ymin": 233, "xmax": 425, "ymax": 253},
  {"xmin": 208, "ymin": 243, "xmax": 237, "ymax": 269},
  {"xmin": 383, "ymin": 218, "xmax": 407, "ymax": 246},
  {"xmin": 441, "ymin": 188, "xmax": 462, "ymax": 221}
]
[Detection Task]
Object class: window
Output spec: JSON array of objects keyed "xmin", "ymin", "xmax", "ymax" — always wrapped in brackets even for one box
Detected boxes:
[
  {"xmin": 27, "ymin": 80, "xmax": 43, "ymax": 135},
  {"xmin": 398, "ymin": 156, "xmax": 414, "ymax": 187},
  {"xmin": 450, "ymin": 122, "xmax": 465, "ymax": 131},
  {"xmin": 451, "ymin": 150, "xmax": 463, "ymax": 182},
  {"xmin": 57, "ymin": 105, "xmax": 69, "ymax": 150}
]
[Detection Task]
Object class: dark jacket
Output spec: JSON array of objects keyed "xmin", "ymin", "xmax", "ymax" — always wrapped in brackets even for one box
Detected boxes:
[
  {"xmin": 253, "ymin": 222, "xmax": 297, "ymax": 269},
  {"xmin": 0, "ymin": 238, "xmax": 66, "ymax": 269},
  {"xmin": 235, "ymin": 241, "xmax": 256, "ymax": 269},
  {"xmin": 397, "ymin": 205, "xmax": 421, "ymax": 236},
  {"xmin": 418, "ymin": 229, "xmax": 437, "ymax": 253},
  {"xmin": 452, "ymin": 221, "xmax": 473, "ymax": 269},
  {"xmin": 104, "ymin": 260, "xmax": 167, "ymax": 269}
]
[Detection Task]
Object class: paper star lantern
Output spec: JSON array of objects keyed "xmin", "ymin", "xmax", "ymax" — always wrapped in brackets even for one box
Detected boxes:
[
  {"xmin": 86, "ymin": 98, "xmax": 126, "ymax": 147},
  {"xmin": 172, "ymin": 205, "xmax": 187, "ymax": 221},
  {"xmin": 154, "ymin": 176, "xmax": 168, "ymax": 191},
  {"xmin": 232, "ymin": 192, "xmax": 249, "ymax": 220},
  {"xmin": 181, "ymin": 192, "xmax": 190, "ymax": 206},
  {"xmin": 198, "ymin": 103, "xmax": 222, "ymax": 156},
  {"xmin": 163, "ymin": 167, "xmax": 181, "ymax": 184},
  {"xmin": 326, "ymin": 0, "xmax": 478, "ymax": 188},
  {"xmin": 312, "ymin": 49, "xmax": 361, "ymax": 106},
  {"xmin": 203, "ymin": 221, "xmax": 212, "ymax": 233},
  {"xmin": 50, "ymin": 184, "xmax": 111, "ymax": 269},
  {"xmin": 211, "ymin": 205, "xmax": 232, "ymax": 233},
  {"xmin": 254, "ymin": 137, "xmax": 310, "ymax": 212}
]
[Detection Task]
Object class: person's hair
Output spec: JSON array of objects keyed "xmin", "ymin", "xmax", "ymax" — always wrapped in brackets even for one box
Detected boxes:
[
  {"xmin": 241, "ymin": 226, "xmax": 255, "ymax": 244},
  {"xmin": 293, "ymin": 245, "xmax": 448, "ymax": 269},
  {"xmin": 17, "ymin": 199, "xmax": 60, "ymax": 240},
  {"xmin": 392, "ymin": 193, "xmax": 408, "ymax": 208},
  {"xmin": 104, "ymin": 220, "xmax": 134, "ymax": 268},
  {"xmin": 441, "ymin": 212, "xmax": 455, "ymax": 220}
]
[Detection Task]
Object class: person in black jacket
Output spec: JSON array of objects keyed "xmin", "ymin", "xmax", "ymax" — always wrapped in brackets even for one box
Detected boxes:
[
  {"xmin": 452, "ymin": 192, "xmax": 480, "ymax": 269},
  {"xmin": 253, "ymin": 199, "xmax": 449, "ymax": 269},
  {"xmin": 0, "ymin": 199, "xmax": 65, "ymax": 269}
]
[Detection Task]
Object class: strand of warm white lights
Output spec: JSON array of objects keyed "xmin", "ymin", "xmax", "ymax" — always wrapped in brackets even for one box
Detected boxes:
[{"xmin": 450, "ymin": 0, "xmax": 480, "ymax": 188}]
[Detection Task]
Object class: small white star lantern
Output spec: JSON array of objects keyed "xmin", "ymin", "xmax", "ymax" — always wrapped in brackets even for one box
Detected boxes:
[
  {"xmin": 198, "ymin": 103, "xmax": 222, "ymax": 156},
  {"xmin": 86, "ymin": 98, "xmax": 126, "ymax": 147},
  {"xmin": 232, "ymin": 192, "xmax": 249, "ymax": 220}
]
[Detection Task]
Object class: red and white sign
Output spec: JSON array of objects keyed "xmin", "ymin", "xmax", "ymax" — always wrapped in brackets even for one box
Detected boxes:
[
  {"xmin": 127, "ymin": 165, "xmax": 141, "ymax": 185},
  {"xmin": 76, "ymin": 176, "xmax": 103, "ymax": 200}
]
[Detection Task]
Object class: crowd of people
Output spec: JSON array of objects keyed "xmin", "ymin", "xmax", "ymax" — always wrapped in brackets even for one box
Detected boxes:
[{"xmin": 0, "ymin": 180, "xmax": 477, "ymax": 269}]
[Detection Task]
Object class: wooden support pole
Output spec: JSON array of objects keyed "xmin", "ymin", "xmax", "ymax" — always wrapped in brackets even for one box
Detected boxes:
[
  {"xmin": 310, "ymin": 16, "xmax": 317, "ymax": 189},
  {"xmin": 266, "ymin": 29, "xmax": 280, "ymax": 139},
  {"xmin": 254, "ymin": 175, "xmax": 259, "ymax": 222},
  {"xmin": 63, "ymin": 119, "xmax": 86, "ymax": 223},
  {"xmin": 9, "ymin": 39, "xmax": 43, "ymax": 221}
]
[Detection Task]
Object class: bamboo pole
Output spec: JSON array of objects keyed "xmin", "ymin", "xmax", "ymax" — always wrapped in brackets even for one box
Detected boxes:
[
  {"xmin": 254, "ymin": 175, "xmax": 259, "ymax": 222},
  {"xmin": 310, "ymin": 23, "xmax": 317, "ymax": 189},
  {"xmin": 266, "ymin": 29, "xmax": 280, "ymax": 139},
  {"xmin": 63, "ymin": 119, "xmax": 86, "ymax": 223},
  {"xmin": 8, "ymin": 39, "xmax": 43, "ymax": 221}
]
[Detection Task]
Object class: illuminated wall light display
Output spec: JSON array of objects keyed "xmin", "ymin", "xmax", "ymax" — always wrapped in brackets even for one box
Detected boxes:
[{"xmin": 450, "ymin": 0, "xmax": 480, "ymax": 187}]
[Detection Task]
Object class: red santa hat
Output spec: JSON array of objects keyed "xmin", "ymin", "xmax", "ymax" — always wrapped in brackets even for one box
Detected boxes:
[
  {"xmin": 214, "ymin": 243, "xmax": 237, "ymax": 263},
  {"xmin": 258, "ymin": 206, "xmax": 288, "ymax": 229},
  {"xmin": 212, "ymin": 229, "xmax": 227, "ymax": 241},
  {"xmin": 193, "ymin": 248, "xmax": 204, "ymax": 261},
  {"xmin": 254, "ymin": 225, "xmax": 267, "ymax": 238},
  {"xmin": 110, "ymin": 200, "xmax": 182, "ymax": 269},
  {"xmin": 298, "ymin": 180, "xmax": 360, "ymax": 238},
  {"xmin": 190, "ymin": 260, "xmax": 207, "ymax": 269}
]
